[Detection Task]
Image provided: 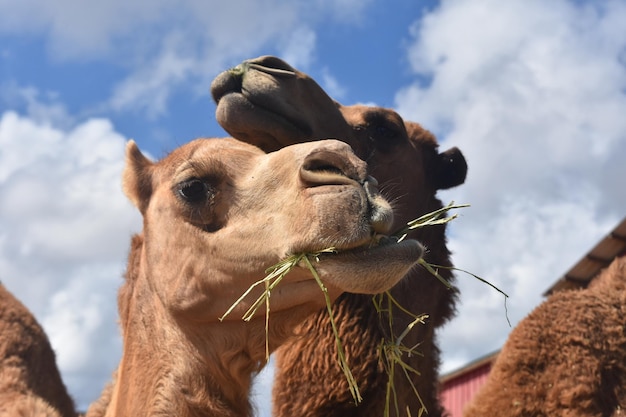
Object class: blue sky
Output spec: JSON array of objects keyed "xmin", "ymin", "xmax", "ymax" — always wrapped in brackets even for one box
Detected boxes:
[{"xmin": 1, "ymin": 0, "xmax": 626, "ymax": 414}]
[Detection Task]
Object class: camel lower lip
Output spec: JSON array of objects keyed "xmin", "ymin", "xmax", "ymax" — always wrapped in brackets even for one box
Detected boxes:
[
  {"xmin": 321, "ymin": 238, "xmax": 423, "ymax": 264},
  {"xmin": 212, "ymin": 78, "xmax": 305, "ymax": 134},
  {"xmin": 307, "ymin": 239, "xmax": 424, "ymax": 294},
  {"xmin": 239, "ymin": 89, "xmax": 312, "ymax": 135},
  {"xmin": 216, "ymin": 92, "xmax": 311, "ymax": 145}
]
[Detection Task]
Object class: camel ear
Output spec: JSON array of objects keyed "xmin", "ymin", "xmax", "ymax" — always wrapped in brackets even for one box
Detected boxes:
[
  {"xmin": 123, "ymin": 140, "xmax": 153, "ymax": 214},
  {"xmin": 435, "ymin": 147, "xmax": 467, "ymax": 190}
]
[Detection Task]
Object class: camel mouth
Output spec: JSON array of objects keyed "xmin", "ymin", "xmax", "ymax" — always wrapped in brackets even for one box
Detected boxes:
[
  {"xmin": 325, "ymin": 234, "xmax": 422, "ymax": 262},
  {"xmin": 308, "ymin": 237, "xmax": 424, "ymax": 294},
  {"xmin": 211, "ymin": 62, "xmax": 313, "ymax": 151}
]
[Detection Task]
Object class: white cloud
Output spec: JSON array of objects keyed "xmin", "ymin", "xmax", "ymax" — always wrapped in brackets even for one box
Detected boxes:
[
  {"xmin": 108, "ymin": 31, "xmax": 197, "ymax": 118},
  {"xmin": 0, "ymin": 82, "xmax": 75, "ymax": 129},
  {"xmin": 438, "ymin": 199, "xmax": 616, "ymax": 371},
  {"xmin": 320, "ymin": 67, "xmax": 348, "ymax": 100},
  {"xmin": 395, "ymin": 0, "xmax": 626, "ymax": 373},
  {"xmin": 308, "ymin": 0, "xmax": 375, "ymax": 22},
  {"xmin": 0, "ymin": 0, "xmax": 170, "ymax": 60},
  {"xmin": 0, "ymin": 109, "xmax": 140, "ymax": 409},
  {"xmin": 277, "ymin": 27, "xmax": 318, "ymax": 71}
]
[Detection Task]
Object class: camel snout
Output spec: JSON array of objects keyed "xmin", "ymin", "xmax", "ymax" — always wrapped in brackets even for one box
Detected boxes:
[{"xmin": 364, "ymin": 177, "xmax": 394, "ymax": 234}]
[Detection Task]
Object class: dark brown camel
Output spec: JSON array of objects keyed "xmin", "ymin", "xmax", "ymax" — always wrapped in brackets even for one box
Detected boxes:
[{"xmin": 212, "ymin": 55, "xmax": 468, "ymax": 417}]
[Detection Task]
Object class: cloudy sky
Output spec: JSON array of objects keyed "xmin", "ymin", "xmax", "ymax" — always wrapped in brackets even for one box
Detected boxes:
[{"xmin": 1, "ymin": 0, "xmax": 625, "ymax": 414}]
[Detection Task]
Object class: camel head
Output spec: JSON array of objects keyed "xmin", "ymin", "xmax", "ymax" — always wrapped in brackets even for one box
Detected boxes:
[
  {"xmin": 211, "ymin": 56, "xmax": 467, "ymax": 234},
  {"xmin": 123, "ymin": 137, "xmax": 422, "ymax": 321},
  {"xmin": 109, "ymin": 137, "xmax": 423, "ymax": 416}
]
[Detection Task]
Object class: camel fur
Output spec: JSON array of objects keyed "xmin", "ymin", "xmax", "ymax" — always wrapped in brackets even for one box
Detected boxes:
[
  {"xmin": 212, "ymin": 55, "xmax": 468, "ymax": 417},
  {"xmin": 463, "ymin": 255, "xmax": 626, "ymax": 417},
  {"xmin": 0, "ymin": 284, "xmax": 76, "ymax": 417},
  {"xmin": 87, "ymin": 137, "xmax": 423, "ymax": 417}
]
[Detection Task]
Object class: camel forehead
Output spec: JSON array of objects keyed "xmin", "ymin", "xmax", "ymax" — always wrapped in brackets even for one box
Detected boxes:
[
  {"xmin": 156, "ymin": 138, "xmax": 264, "ymax": 178},
  {"xmin": 342, "ymin": 105, "xmax": 405, "ymax": 126}
]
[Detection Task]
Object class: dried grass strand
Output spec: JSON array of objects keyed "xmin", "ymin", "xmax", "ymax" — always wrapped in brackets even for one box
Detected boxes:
[{"xmin": 220, "ymin": 202, "xmax": 510, "ymax": 413}]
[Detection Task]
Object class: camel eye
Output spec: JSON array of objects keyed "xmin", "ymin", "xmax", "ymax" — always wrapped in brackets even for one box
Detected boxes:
[
  {"xmin": 178, "ymin": 179, "xmax": 210, "ymax": 203},
  {"xmin": 373, "ymin": 123, "xmax": 400, "ymax": 140}
]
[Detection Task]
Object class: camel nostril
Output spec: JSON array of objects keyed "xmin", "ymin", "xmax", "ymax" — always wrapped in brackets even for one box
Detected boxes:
[
  {"xmin": 300, "ymin": 150, "xmax": 358, "ymax": 187},
  {"xmin": 247, "ymin": 56, "xmax": 297, "ymax": 78},
  {"xmin": 365, "ymin": 175, "xmax": 379, "ymax": 188}
]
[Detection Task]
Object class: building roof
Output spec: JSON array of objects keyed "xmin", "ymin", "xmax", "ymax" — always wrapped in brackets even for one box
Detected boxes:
[
  {"xmin": 439, "ymin": 350, "xmax": 499, "ymax": 384},
  {"xmin": 544, "ymin": 216, "xmax": 626, "ymax": 295}
]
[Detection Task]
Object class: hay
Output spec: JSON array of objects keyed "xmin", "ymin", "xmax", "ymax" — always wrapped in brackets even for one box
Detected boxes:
[{"xmin": 220, "ymin": 202, "xmax": 509, "ymax": 410}]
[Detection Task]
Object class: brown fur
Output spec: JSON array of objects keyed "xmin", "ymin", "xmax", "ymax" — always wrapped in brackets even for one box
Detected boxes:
[
  {"xmin": 0, "ymin": 284, "xmax": 76, "ymax": 417},
  {"xmin": 464, "ymin": 256, "xmax": 626, "ymax": 417},
  {"xmin": 212, "ymin": 56, "xmax": 468, "ymax": 417},
  {"xmin": 89, "ymin": 137, "xmax": 424, "ymax": 417}
]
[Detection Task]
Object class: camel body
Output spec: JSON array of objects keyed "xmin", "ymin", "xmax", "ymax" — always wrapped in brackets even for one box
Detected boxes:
[
  {"xmin": 0, "ymin": 284, "xmax": 76, "ymax": 417},
  {"xmin": 464, "ymin": 256, "xmax": 626, "ymax": 417}
]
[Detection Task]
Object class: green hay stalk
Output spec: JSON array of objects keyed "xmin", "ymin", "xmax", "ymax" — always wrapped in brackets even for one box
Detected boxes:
[
  {"xmin": 373, "ymin": 202, "xmax": 509, "ymax": 416},
  {"xmin": 373, "ymin": 291, "xmax": 428, "ymax": 417},
  {"xmin": 302, "ymin": 254, "xmax": 362, "ymax": 403},
  {"xmin": 220, "ymin": 248, "xmax": 361, "ymax": 401},
  {"xmin": 221, "ymin": 202, "xmax": 509, "ymax": 411}
]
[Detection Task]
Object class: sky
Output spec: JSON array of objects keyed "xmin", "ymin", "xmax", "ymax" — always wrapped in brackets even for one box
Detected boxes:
[{"xmin": 1, "ymin": 0, "xmax": 625, "ymax": 414}]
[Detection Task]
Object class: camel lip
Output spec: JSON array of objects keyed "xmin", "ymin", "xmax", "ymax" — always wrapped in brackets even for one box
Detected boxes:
[
  {"xmin": 303, "ymin": 236, "xmax": 423, "ymax": 266},
  {"xmin": 309, "ymin": 238, "xmax": 424, "ymax": 294},
  {"xmin": 211, "ymin": 71, "xmax": 313, "ymax": 147},
  {"xmin": 239, "ymin": 87, "xmax": 312, "ymax": 137},
  {"xmin": 218, "ymin": 85, "xmax": 311, "ymax": 134},
  {"xmin": 337, "ymin": 235, "xmax": 419, "ymax": 256}
]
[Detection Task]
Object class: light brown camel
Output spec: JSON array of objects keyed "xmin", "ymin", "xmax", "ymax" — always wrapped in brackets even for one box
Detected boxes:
[
  {"xmin": 87, "ymin": 137, "xmax": 424, "ymax": 417},
  {"xmin": 211, "ymin": 56, "xmax": 468, "ymax": 417},
  {"xmin": 0, "ymin": 283, "xmax": 76, "ymax": 417},
  {"xmin": 463, "ymin": 255, "xmax": 626, "ymax": 417}
]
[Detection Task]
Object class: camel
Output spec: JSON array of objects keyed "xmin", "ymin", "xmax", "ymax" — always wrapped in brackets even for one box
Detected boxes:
[
  {"xmin": 211, "ymin": 55, "xmax": 468, "ymax": 417},
  {"xmin": 463, "ymin": 255, "xmax": 626, "ymax": 417},
  {"xmin": 85, "ymin": 137, "xmax": 424, "ymax": 417},
  {"xmin": 0, "ymin": 283, "xmax": 76, "ymax": 417}
]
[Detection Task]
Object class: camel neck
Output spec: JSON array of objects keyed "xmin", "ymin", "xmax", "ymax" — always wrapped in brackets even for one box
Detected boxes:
[{"xmin": 107, "ymin": 277, "xmax": 257, "ymax": 417}]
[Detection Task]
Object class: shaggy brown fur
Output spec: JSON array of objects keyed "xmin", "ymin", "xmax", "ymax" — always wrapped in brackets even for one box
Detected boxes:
[
  {"xmin": 89, "ymin": 138, "xmax": 424, "ymax": 417},
  {"xmin": 0, "ymin": 284, "xmax": 76, "ymax": 417},
  {"xmin": 464, "ymin": 255, "xmax": 626, "ymax": 417},
  {"xmin": 212, "ymin": 56, "xmax": 468, "ymax": 417}
]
